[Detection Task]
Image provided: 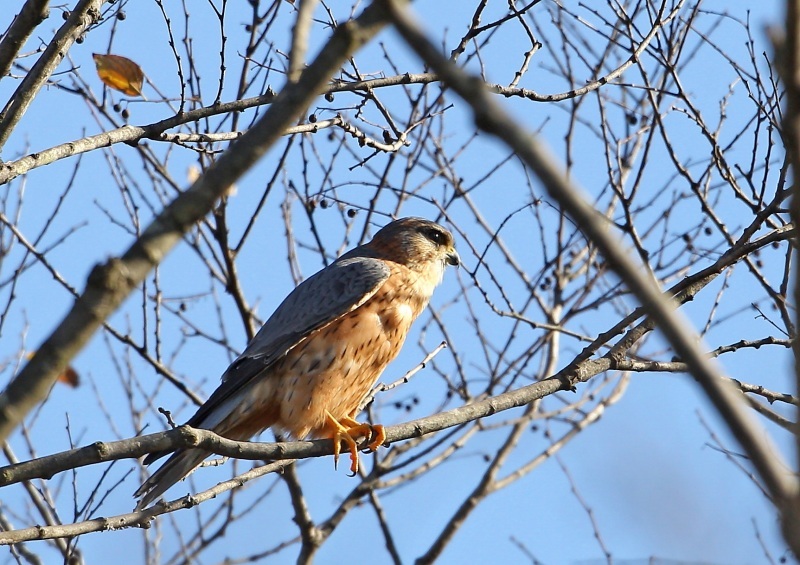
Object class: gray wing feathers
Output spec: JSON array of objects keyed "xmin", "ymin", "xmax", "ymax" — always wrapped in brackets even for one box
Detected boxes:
[
  {"xmin": 222, "ymin": 257, "xmax": 389, "ymax": 381},
  {"xmin": 184, "ymin": 256, "xmax": 390, "ymax": 429},
  {"xmin": 233, "ymin": 256, "xmax": 390, "ymax": 368}
]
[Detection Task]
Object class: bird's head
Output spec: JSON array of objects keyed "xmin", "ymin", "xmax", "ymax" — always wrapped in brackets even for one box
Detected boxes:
[{"xmin": 368, "ymin": 217, "xmax": 460, "ymax": 274}]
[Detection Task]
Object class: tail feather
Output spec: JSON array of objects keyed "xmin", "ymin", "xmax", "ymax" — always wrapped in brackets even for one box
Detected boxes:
[
  {"xmin": 134, "ymin": 393, "xmax": 278, "ymax": 510},
  {"xmin": 134, "ymin": 449, "xmax": 209, "ymax": 510}
]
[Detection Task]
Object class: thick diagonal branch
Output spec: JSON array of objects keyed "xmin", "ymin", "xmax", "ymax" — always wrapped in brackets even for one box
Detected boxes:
[
  {"xmin": 0, "ymin": 0, "xmax": 50, "ymax": 80},
  {"xmin": 382, "ymin": 0, "xmax": 797, "ymax": 531},
  {"xmin": 0, "ymin": 2, "xmax": 393, "ymax": 443},
  {"xmin": 0, "ymin": 0, "xmax": 105, "ymax": 151}
]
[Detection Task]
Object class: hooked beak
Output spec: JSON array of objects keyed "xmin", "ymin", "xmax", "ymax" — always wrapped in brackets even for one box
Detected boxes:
[{"xmin": 445, "ymin": 248, "xmax": 461, "ymax": 267}]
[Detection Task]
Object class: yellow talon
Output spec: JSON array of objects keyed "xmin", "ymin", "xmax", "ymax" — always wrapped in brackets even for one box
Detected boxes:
[
  {"xmin": 324, "ymin": 412, "xmax": 386, "ymax": 474},
  {"xmin": 365, "ymin": 424, "xmax": 386, "ymax": 452}
]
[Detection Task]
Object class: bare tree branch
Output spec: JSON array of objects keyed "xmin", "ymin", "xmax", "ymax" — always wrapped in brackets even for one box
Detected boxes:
[
  {"xmin": 0, "ymin": 0, "xmax": 50, "ymax": 80},
  {"xmin": 0, "ymin": 0, "xmax": 105, "ymax": 151},
  {"xmin": 777, "ymin": 0, "xmax": 800, "ymax": 551}
]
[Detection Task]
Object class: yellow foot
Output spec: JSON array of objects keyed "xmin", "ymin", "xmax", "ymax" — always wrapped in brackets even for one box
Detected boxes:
[
  {"xmin": 338, "ymin": 415, "xmax": 386, "ymax": 452},
  {"xmin": 364, "ymin": 423, "xmax": 386, "ymax": 452},
  {"xmin": 324, "ymin": 412, "xmax": 386, "ymax": 475}
]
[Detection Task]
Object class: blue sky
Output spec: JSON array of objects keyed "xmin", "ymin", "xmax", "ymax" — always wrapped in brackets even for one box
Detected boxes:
[{"xmin": 0, "ymin": 0, "xmax": 793, "ymax": 563}]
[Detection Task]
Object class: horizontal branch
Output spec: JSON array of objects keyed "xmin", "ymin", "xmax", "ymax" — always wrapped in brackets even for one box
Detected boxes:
[
  {"xmin": 0, "ymin": 370, "xmax": 575, "ymax": 489},
  {"xmin": 614, "ymin": 359, "xmax": 799, "ymax": 406},
  {"xmin": 156, "ymin": 117, "xmax": 343, "ymax": 144},
  {"xmin": 0, "ymin": 74, "xmax": 436, "ymax": 185},
  {"xmin": 0, "ymin": 460, "xmax": 293, "ymax": 544},
  {"xmin": 4, "ymin": 252, "xmax": 787, "ymax": 491}
]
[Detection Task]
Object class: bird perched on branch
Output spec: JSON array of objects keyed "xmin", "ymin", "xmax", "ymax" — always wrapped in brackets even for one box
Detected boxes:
[{"xmin": 135, "ymin": 217, "xmax": 460, "ymax": 509}]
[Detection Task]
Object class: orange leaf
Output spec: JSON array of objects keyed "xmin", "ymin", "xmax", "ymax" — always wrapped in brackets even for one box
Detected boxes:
[
  {"xmin": 92, "ymin": 53, "xmax": 144, "ymax": 96},
  {"xmin": 25, "ymin": 351, "xmax": 80, "ymax": 388},
  {"xmin": 57, "ymin": 366, "xmax": 80, "ymax": 388}
]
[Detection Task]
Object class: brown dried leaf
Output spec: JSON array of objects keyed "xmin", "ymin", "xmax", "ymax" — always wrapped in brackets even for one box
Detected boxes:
[{"xmin": 92, "ymin": 53, "xmax": 144, "ymax": 96}]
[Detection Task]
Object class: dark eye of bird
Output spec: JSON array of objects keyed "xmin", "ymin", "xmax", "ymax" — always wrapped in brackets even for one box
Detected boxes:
[{"xmin": 425, "ymin": 228, "xmax": 445, "ymax": 245}]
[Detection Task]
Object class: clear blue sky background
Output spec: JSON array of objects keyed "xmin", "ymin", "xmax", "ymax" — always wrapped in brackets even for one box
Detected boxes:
[{"xmin": 0, "ymin": 1, "xmax": 793, "ymax": 563}]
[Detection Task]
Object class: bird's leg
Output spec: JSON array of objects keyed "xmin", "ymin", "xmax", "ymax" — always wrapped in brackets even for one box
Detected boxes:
[
  {"xmin": 324, "ymin": 411, "xmax": 361, "ymax": 474},
  {"xmin": 323, "ymin": 412, "xmax": 386, "ymax": 474}
]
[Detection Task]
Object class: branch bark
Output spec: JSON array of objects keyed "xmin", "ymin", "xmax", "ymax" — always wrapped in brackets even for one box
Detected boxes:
[
  {"xmin": 0, "ymin": 0, "xmax": 104, "ymax": 151},
  {"xmin": 0, "ymin": 0, "xmax": 50, "ymax": 80},
  {"xmin": 779, "ymin": 0, "xmax": 800, "ymax": 554}
]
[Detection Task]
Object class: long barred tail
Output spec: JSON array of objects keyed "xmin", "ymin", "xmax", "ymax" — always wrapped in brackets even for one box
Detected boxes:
[
  {"xmin": 134, "ymin": 449, "xmax": 209, "ymax": 510},
  {"xmin": 134, "ymin": 385, "xmax": 278, "ymax": 510}
]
